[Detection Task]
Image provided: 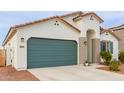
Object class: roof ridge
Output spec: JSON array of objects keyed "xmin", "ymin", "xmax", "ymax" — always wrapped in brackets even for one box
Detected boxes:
[
  {"xmin": 109, "ymin": 24, "xmax": 124, "ymax": 29},
  {"xmin": 61, "ymin": 11, "xmax": 83, "ymax": 17},
  {"xmin": 12, "ymin": 16, "xmax": 57, "ymax": 28},
  {"xmin": 11, "ymin": 11, "xmax": 83, "ymax": 29}
]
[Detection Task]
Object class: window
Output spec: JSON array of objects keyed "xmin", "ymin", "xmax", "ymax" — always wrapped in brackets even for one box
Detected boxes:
[
  {"xmin": 110, "ymin": 42, "xmax": 113, "ymax": 54},
  {"xmin": 100, "ymin": 41, "xmax": 113, "ymax": 54}
]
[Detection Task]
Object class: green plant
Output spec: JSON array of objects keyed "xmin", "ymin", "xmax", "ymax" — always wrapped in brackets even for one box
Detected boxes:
[
  {"xmin": 109, "ymin": 61, "xmax": 119, "ymax": 71},
  {"xmin": 119, "ymin": 51, "xmax": 124, "ymax": 63},
  {"xmin": 100, "ymin": 51, "xmax": 112, "ymax": 65}
]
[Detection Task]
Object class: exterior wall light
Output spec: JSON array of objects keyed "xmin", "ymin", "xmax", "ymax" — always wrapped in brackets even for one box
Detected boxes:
[
  {"xmin": 21, "ymin": 38, "xmax": 24, "ymax": 42},
  {"xmin": 84, "ymin": 41, "xmax": 87, "ymax": 45},
  {"xmin": 8, "ymin": 43, "xmax": 11, "ymax": 46},
  {"xmin": 90, "ymin": 16, "xmax": 94, "ymax": 20},
  {"xmin": 106, "ymin": 32, "xmax": 108, "ymax": 35},
  {"xmin": 20, "ymin": 38, "xmax": 25, "ymax": 48}
]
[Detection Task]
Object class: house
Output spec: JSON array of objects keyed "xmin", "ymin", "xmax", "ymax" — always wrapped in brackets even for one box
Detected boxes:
[
  {"xmin": 109, "ymin": 24, "xmax": 124, "ymax": 51},
  {"xmin": 2, "ymin": 11, "xmax": 120, "ymax": 70}
]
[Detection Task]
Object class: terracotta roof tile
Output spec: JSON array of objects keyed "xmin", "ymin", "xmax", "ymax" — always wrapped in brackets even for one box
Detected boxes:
[
  {"xmin": 12, "ymin": 16, "xmax": 57, "ymax": 28},
  {"xmin": 109, "ymin": 24, "xmax": 124, "ymax": 31}
]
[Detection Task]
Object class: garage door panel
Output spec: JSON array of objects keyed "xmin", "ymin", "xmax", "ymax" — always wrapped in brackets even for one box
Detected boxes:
[
  {"xmin": 28, "ymin": 45, "xmax": 76, "ymax": 49},
  {"xmin": 28, "ymin": 57, "xmax": 76, "ymax": 61},
  {"xmin": 27, "ymin": 38, "xmax": 77, "ymax": 68},
  {"xmin": 28, "ymin": 61, "xmax": 76, "ymax": 68}
]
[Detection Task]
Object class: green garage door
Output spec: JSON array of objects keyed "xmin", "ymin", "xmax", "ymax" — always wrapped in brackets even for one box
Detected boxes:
[{"xmin": 27, "ymin": 38, "xmax": 77, "ymax": 68}]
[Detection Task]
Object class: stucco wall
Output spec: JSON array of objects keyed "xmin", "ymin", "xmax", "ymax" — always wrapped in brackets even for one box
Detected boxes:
[
  {"xmin": 16, "ymin": 18, "xmax": 81, "ymax": 70},
  {"xmin": 100, "ymin": 32, "xmax": 119, "ymax": 60},
  {"xmin": 87, "ymin": 30, "xmax": 96, "ymax": 63},
  {"xmin": 63, "ymin": 15, "xmax": 100, "ymax": 38},
  {"xmin": 4, "ymin": 32, "xmax": 18, "ymax": 68},
  {"xmin": 62, "ymin": 14, "xmax": 83, "ymax": 31},
  {"xmin": 81, "ymin": 15, "xmax": 100, "ymax": 38}
]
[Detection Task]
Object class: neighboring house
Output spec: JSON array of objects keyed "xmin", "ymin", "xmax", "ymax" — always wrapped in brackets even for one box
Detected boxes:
[
  {"xmin": 109, "ymin": 24, "xmax": 124, "ymax": 51},
  {"xmin": 2, "ymin": 11, "xmax": 120, "ymax": 70}
]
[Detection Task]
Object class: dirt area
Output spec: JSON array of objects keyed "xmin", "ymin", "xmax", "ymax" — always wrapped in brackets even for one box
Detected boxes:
[
  {"xmin": 0, "ymin": 66, "xmax": 39, "ymax": 81},
  {"xmin": 97, "ymin": 64, "xmax": 124, "ymax": 75}
]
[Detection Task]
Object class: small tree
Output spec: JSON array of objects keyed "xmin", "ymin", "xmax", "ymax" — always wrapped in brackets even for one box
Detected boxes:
[
  {"xmin": 110, "ymin": 61, "xmax": 119, "ymax": 71},
  {"xmin": 100, "ymin": 51, "xmax": 112, "ymax": 65},
  {"xmin": 119, "ymin": 51, "xmax": 124, "ymax": 63}
]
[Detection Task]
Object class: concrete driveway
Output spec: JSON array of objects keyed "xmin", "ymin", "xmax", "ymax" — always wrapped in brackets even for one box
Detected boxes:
[{"xmin": 28, "ymin": 64, "xmax": 124, "ymax": 81}]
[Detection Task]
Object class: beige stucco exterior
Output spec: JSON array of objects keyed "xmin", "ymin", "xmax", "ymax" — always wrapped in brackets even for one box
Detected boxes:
[
  {"xmin": 79, "ymin": 37, "xmax": 87, "ymax": 64},
  {"xmin": 81, "ymin": 15, "xmax": 100, "ymax": 38},
  {"xmin": 92, "ymin": 39, "xmax": 100, "ymax": 63},
  {"xmin": 3, "ymin": 12, "xmax": 113, "ymax": 70},
  {"xmin": 4, "ymin": 32, "xmax": 18, "ymax": 68}
]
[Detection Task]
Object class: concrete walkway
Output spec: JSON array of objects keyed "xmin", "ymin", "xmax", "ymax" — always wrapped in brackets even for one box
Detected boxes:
[{"xmin": 28, "ymin": 64, "xmax": 124, "ymax": 81}]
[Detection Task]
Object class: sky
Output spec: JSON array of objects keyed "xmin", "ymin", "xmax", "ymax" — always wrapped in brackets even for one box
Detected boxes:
[{"xmin": 0, "ymin": 11, "xmax": 124, "ymax": 47}]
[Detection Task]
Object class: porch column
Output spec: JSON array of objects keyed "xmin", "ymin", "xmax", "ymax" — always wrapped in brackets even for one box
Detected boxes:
[
  {"xmin": 92, "ymin": 39, "xmax": 100, "ymax": 63},
  {"xmin": 79, "ymin": 37, "xmax": 87, "ymax": 64}
]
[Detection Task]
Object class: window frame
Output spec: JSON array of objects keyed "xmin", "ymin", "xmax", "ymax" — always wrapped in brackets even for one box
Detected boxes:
[{"xmin": 100, "ymin": 40, "xmax": 113, "ymax": 54}]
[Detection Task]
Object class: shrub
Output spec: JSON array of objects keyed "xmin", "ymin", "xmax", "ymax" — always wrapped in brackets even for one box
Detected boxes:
[
  {"xmin": 119, "ymin": 51, "xmax": 124, "ymax": 63},
  {"xmin": 109, "ymin": 61, "xmax": 119, "ymax": 71},
  {"xmin": 100, "ymin": 51, "xmax": 112, "ymax": 65}
]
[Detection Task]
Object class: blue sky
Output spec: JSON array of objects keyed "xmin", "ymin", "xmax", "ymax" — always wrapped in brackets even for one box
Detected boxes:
[{"xmin": 0, "ymin": 11, "xmax": 124, "ymax": 46}]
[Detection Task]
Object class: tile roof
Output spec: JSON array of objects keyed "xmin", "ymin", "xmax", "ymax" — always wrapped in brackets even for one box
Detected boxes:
[
  {"xmin": 61, "ymin": 11, "xmax": 83, "ymax": 17},
  {"xmin": 109, "ymin": 24, "xmax": 124, "ymax": 31}
]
